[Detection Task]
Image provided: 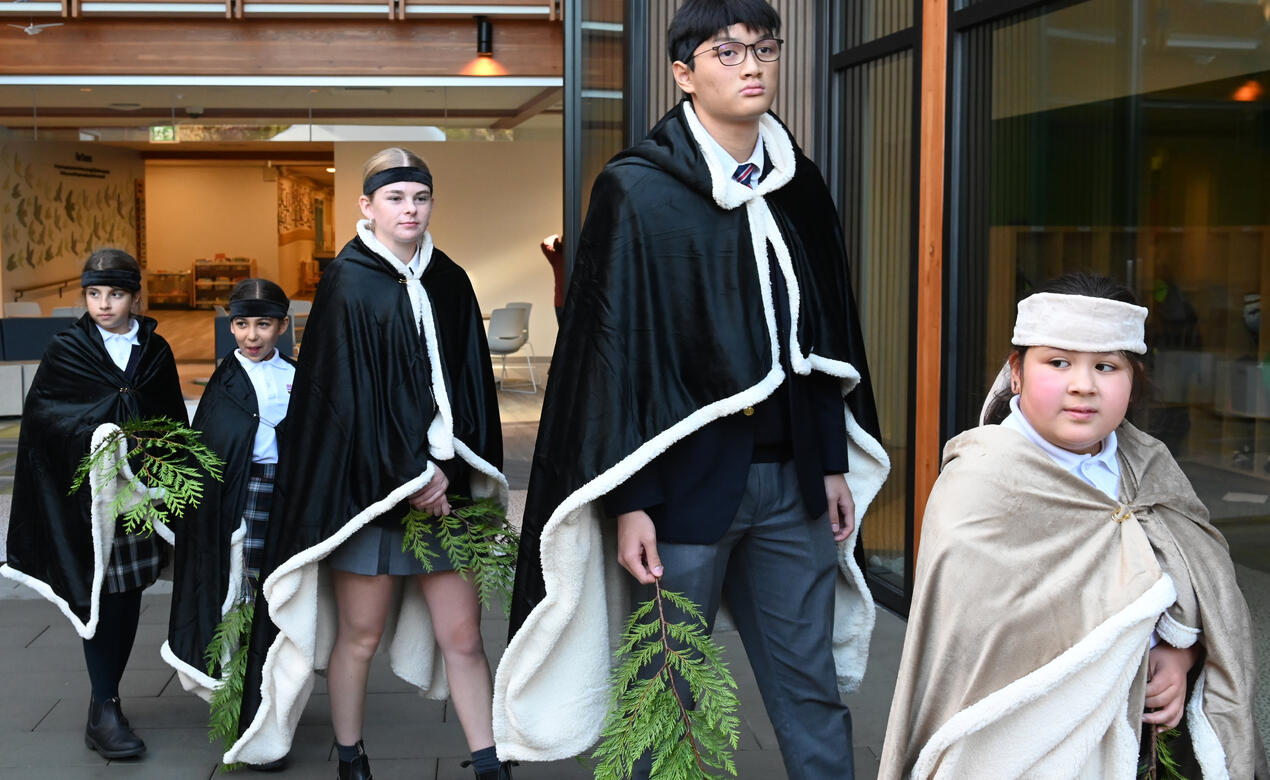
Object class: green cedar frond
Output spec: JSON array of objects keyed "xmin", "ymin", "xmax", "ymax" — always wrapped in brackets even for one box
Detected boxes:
[
  {"xmin": 205, "ymin": 596, "xmax": 254, "ymax": 772},
  {"xmin": 593, "ymin": 581, "xmax": 740, "ymax": 779},
  {"xmin": 400, "ymin": 495, "xmax": 519, "ymax": 617},
  {"xmin": 1139, "ymin": 727, "xmax": 1185, "ymax": 780},
  {"xmin": 70, "ymin": 416, "xmax": 226, "ymax": 537}
]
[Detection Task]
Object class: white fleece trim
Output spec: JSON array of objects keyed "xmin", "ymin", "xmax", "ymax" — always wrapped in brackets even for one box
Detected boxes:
[
  {"xmin": 160, "ymin": 640, "xmax": 217, "ymax": 701},
  {"xmin": 453, "ymin": 438, "xmax": 510, "ymax": 507},
  {"xmin": 225, "ymin": 427, "xmax": 511, "ymax": 766},
  {"xmin": 355, "ymin": 220, "xmax": 454, "ymax": 460},
  {"xmin": 912, "ymin": 575, "xmax": 1177, "ymax": 779},
  {"xmin": 160, "ymin": 519, "xmax": 248, "ymax": 702},
  {"xmin": 222, "ymin": 461, "xmax": 436, "ymax": 765},
  {"xmin": 1155, "ymin": 610, "xmax": 1200, "ymax": 650},
  {"xmin": 0, "ymin": 422, "xmax": 156, "ymax": 639},
  {"xmin": 110, "ymin": 437, "xmax": 176, "ymax": 546},
  {"xmin": 221, "ymin": 520, "xmax": 248, "ymax": 616},
  {"xmin": 1185, "ymin": 669, "xmax": 1231, "ymax": 780},
  {"xmin": 493, "ymin": 111, "xmax": 892, "ymax": 762}
]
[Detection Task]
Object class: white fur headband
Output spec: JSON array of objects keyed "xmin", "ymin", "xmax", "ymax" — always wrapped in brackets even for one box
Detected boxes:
[
  {"xmin": 979, "ymin": 291, "xmax": 1148, "ymax": 424},
  {"xmin": 1012, "ymin": 292, "xmax": 1148, "ymax": 355}
]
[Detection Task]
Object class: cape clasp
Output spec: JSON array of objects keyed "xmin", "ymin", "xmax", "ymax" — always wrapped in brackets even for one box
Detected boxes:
[{"xmin": 1112, "ymin": 505, "xmax": 1133, "ymax": 524}]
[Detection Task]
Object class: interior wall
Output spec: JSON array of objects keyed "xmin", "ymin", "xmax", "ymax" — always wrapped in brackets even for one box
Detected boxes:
[
  {"xmin": 0, "ymin": 140, "xmax": 143, "ymax": 310},
  {"xmin": 334, "ymin": 140, "xmax": 563, "ymax": 356},
  {"xmin": 145, "ymin": 163, "xmax": 279, "ymax": 282}
]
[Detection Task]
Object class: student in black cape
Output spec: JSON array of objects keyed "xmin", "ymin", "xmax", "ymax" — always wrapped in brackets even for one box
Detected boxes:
[
  {"xmin": 1, "ymin": 248, "xmax": 187, "ymax": 760},
  {"xmin": 161, "ymin": 278, "xmax": 294, "ymax": 770},
  {"xmin": 496, "ymin": 2, "xmax": 890, "ymax": 777},
  {"xmin": 223, "ymin": 148, "xmax": 510, "ymax": 780}
]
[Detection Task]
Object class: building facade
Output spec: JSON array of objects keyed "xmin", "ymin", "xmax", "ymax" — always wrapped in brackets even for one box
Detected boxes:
[{"xmin": 564, "ymin": 0, "xmax": 1270, "ymax": 618}]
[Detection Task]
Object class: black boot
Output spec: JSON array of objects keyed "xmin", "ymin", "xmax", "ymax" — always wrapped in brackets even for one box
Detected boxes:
[
  {"xmin": 336, "ymin": 740, "xmax": 372, "ymax": 780},
  {"xmin": 463, "ymin": 759, "xmax": 515, "ymax": 780},
  {"xmin": 84, "ymin": 696, "xmax": 146, "ymax": 759}
]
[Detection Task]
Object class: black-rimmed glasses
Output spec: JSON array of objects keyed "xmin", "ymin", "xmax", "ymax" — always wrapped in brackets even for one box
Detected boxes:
[{"xmin": 687, "ymin": 38, "xmax": 783, "ymax": 67}]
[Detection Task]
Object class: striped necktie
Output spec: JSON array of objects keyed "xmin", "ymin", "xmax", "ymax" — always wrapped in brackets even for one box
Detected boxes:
[{"xmin": 733, "ymin": 162, "xmax": 759, "ymax": 188}]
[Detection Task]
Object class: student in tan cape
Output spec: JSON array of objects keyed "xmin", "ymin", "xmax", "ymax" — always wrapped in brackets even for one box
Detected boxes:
[{"xmin": 879, "ymin": 273, "xmax": 1267, "ymax": 779}]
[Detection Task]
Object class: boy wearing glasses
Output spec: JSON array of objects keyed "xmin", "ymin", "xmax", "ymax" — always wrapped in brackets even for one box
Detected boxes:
[{"xmin": 498, "ymin": 2, "xmax": 889, "ymax": 777}]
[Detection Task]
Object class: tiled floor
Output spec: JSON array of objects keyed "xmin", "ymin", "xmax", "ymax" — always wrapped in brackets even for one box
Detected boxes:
[{"xmin": 0, "ymin": 365, "xmax": 908, "ymax": 779}]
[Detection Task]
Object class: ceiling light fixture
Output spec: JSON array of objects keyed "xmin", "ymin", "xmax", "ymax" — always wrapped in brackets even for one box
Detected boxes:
[
  {"xmin": 1232, "ymin": 79, "xmax": 1264, "ymax": 102},
  {"xmin": 325, "ymin": 167, "xmax": 336, "ymax": 173},
  {"xmin": 476, "ymin": 15, "xmax": 493, "ymax": 57}
]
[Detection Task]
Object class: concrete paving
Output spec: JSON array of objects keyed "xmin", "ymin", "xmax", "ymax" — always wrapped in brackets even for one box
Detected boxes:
[{"xmin": 0, "ymin": 583, "xmax": 905, "ymax": 780}]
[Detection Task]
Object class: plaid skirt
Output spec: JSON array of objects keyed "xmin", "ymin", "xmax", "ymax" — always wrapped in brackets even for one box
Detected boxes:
[
  {"xmin": 242, "ymin": 462, "xmax": 276, "ymax": 586},
  {"xmin": 104, "ymin": 525, "xmax": 164, "ymax": 594}
]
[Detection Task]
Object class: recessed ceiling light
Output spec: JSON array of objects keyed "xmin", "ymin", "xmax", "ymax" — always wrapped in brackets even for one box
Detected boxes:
[
  {"xmin": 108, "ymin": 102, "xmax": 142, "ymax": 111},
  {"xmin": 325, "ymin": 167, "xmax": 336, "ymax": 173},
  {"xmin": 79, "ymin": 87, "xmax": 92, "ymax": 93}
]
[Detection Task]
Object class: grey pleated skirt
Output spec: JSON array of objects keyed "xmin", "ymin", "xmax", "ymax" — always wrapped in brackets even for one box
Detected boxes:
[{"xmin": 326, "ymin": 522, "xmax": 458, "ymax": 576}]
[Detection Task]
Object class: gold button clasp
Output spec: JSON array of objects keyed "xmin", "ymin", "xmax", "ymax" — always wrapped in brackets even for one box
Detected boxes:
[{"xmin": 742, "ymin": 406, "xmax": 755, "ymax": 416}]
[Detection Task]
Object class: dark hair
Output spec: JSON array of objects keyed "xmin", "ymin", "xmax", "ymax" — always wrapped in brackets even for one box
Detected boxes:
[
  {"xmin": 982, "ymin": 272, "xmax": 1149, "ymax": 425},
  {"xmin": 666, "ymin": 0, "xmax": 781, "ymax": 66},
  {"xmin": 82, "ymin": 248, "xmax": 140, "ymax": 275},
  {"xmin": 228, "ymin": 278, "xmax": 290, "ymax": 310}
]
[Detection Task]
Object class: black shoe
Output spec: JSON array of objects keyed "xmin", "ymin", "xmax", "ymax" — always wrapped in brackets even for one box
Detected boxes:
[
  {"xmin": 336, "ymin": 740, "xmax": 372, "ymax": 780},
  {"xmin": 462, "ymin": 759, "xmax": 516, "ymax": 780},
  {"xmin": 249, "ymin": 755, "xmax": 289, "ymax": 771},
  {"xmin": 84, "ymin": 696, "xmax": 146, "ymax": 759}
]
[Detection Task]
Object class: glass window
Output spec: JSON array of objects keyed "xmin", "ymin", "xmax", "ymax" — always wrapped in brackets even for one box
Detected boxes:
[
  {"xmin": 839, "ymin": 50, "xmax": 915, "ymax": 598},
  {"xmin": 841, "ymin": 0, "xmax": 915, "ymax": 49},
  {"xmin": 952, "ymin": 0, "xmax": 1270, "ymax": 578}
]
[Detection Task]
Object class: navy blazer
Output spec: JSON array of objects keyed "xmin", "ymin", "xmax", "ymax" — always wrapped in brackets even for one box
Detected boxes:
[{"xmin": 603, "ymin": 253, "xmax": 850, "ymax": 545}]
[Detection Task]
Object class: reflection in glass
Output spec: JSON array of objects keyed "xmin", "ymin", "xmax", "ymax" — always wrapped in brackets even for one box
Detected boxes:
[
  {"xmin": 840, "ymin": 51, "xmax": 914, "ymax": 594},
  {"xmin": 841, "ymin": 0, "xmax": 914, "ymax": 49},
  {"xmin": 953, "ymin": 0, "xmax": 1269, "ymax": 740}
]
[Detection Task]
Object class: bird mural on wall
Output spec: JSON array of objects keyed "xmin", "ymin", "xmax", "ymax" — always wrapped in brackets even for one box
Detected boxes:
[{"xmin": 0, "ymin": 145, "xmax": 138, "ymax": 277}]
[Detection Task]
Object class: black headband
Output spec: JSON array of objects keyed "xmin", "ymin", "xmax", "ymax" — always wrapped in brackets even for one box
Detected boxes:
[
  {"xmin": 229, "ymin": 298, "xmax": 289, "ymax": 320},
  {"xmin": 363, "ymin": 166, "xmax": 433, "ymax": 196},
  {"xmin": 81, "ymin": 269, "xmax": 141, "ymax": 292}
]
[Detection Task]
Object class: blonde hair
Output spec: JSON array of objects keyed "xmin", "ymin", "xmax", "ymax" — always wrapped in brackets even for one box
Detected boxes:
[{"xmin": 361, "ymin": 147, "xmax": 430, "ymax": 190}]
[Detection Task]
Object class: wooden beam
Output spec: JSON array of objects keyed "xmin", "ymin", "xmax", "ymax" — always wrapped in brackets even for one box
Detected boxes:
[
  {"xmin": 913, "ymin": 0, "xmax": 947, "ymax": 560},
  {"xmin": 490, "ymin": 85, "xmax": 560, "ymax": 128},
  {"xmin": 0, "ymin": 18, "xmax": 562, "ymax": 76},
  {"xmin": 0, "ymin": 107, "xmax": 529, "ymax": 119}
]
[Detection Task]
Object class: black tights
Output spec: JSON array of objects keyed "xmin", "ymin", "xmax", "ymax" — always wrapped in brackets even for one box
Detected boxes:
[{"xmin": 81, "ymin": 588, "xmax": 144, "ymax": 700}]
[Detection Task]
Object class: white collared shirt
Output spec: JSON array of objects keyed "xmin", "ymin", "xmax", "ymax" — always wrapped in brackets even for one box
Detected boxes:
[
  {"xmin": 96, "ymin": 319, "xmax": 140, "ymax": 373},
  {"xmin": 1000, "ymin": 395, "xmax": 1121, "ymax": 500},
  {"xmin": 233, "ymin": 348, "xmax": 295, "ymax": 464},
  {"xmin": 699, "ymin": 129, "xmax": 765, "ymax": 189}
]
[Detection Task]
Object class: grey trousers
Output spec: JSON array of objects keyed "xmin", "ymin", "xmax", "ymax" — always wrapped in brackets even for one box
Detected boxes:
[{"xmin": 630, "ymin": 461, "xmax": 854, "ymax": 780}]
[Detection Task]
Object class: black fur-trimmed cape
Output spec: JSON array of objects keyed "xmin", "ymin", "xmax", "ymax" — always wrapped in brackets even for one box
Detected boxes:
[
  {"xmin": 161, "ymin": 349, "xmax": 296, "ymax": 698},
  {"xmin": 224, "ymin": 226, "xmax": 507, "ymax": 765},
  {"xmin": 494, "ymin": 102, "xmax": 891, "ymax": 760},
  {"xmin": 2, "ymin": 314, "xmax": 186, "ymax": 638}
]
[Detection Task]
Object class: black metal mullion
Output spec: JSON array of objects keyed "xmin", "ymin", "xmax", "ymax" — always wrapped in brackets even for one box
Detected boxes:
[
  {"xmin": 623, "ymin": 0, "xmax": 647, "ymax": 144},
  {"xmin": 562, "ymin": 0, "xmax": 582, "ymax": 289},
  {"xmin": 951, "ymin": 0, "xmax": 1087, "ymax": 30},
  {"xmin": 830, "ymin": 28, "xmax": 918, "ymax": 71}
]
